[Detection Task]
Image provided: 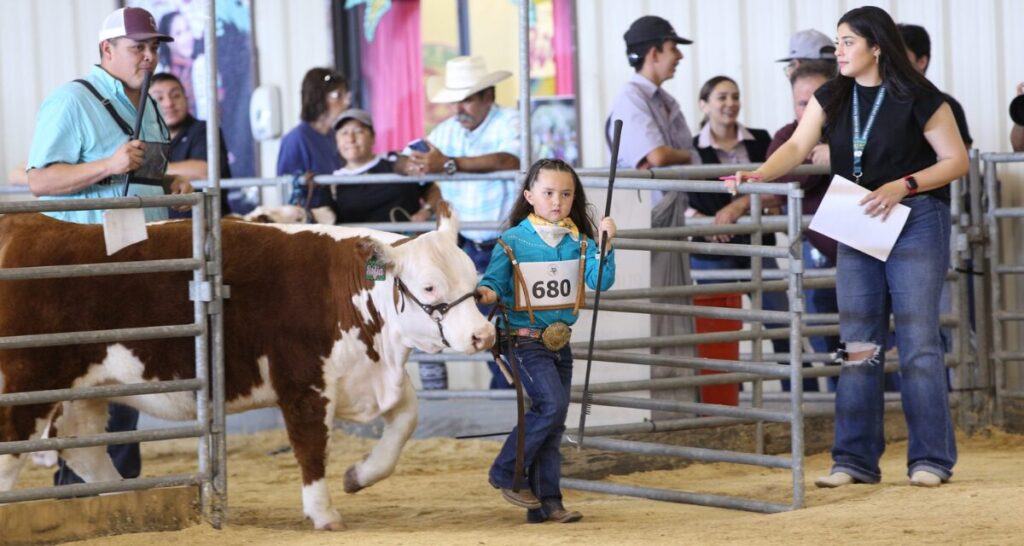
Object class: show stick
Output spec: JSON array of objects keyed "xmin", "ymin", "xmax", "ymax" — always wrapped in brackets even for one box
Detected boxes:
[{"xmin": 575, "ymin": 118, "xmax": 622, "ymax": 449}]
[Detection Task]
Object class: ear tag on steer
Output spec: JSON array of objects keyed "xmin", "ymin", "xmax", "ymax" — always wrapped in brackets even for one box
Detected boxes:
[
  {"xmin": 365, "ymin": 257, "xmax": 386, "ymax": 281},
  {"xmin": 102, "ymin": 208, "xmax": 148, "ymax": 255}
]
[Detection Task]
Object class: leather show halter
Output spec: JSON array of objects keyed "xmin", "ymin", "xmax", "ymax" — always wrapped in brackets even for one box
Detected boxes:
[
  {"xmin": 394, "ymin": 277, "xmax": 478, "ymax": 348},
  {"xmin": 394, "ymin": 278, "xmax": 528, "ymax": 493}
]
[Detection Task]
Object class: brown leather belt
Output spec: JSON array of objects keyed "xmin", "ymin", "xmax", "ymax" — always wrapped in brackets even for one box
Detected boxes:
[
  {"xmin": 510, "ymin": 323, "xmax": 572, "ymax": 351},
  {"xmin": 513, "ymin": 327, "xmax": 544, "ymax": 339}
]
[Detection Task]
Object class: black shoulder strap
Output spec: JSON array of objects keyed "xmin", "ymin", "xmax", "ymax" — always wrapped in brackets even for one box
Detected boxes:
[
  {"xmin": 74, "ymin": 79, "xmax": 132, "ymax": 136},
  {"xmin": 148, "ymin": 95, "xmax": 169, "ymax": 140}
]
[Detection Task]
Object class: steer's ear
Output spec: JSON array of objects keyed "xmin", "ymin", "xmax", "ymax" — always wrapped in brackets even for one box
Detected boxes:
[
  {"xmin": 435, "ymin": 200, "xmax": 459, "ymax": 245},
  {"xmin": 355, "ymin": 236, "xmax": 397, "ymax": 269}
]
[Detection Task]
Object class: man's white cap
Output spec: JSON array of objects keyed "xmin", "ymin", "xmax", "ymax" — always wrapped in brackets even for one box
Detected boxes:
[{"xmin": 98, "ymin": 7, "xmax": 173, "ymax": 44}]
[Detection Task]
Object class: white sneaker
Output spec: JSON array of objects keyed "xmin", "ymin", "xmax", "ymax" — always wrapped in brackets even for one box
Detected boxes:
[
  {"xmin": 814, "ymin": 472, "xmax": 855, "ymax": 488},
  {"xmin": 910, "ymin": 470, "xmax": 943, "ymax": 487}
]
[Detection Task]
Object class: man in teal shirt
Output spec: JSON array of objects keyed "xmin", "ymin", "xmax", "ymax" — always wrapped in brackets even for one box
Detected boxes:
[
  {"xmin": 26, "ymin": 6, "xmax": 192, "ymax": 224},
  {"xmin": 25, "ymin": 7, "xmax": 193, "ymax": 485}
]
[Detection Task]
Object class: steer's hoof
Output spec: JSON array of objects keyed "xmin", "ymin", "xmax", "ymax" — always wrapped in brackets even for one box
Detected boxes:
[
  {"xmin": 344, "ymin": 465, "xmax": 364, "ymax": 494},
  {"xmin": 321, "ymin": 520, "xmax": 347, "ymax": 531},
  {"xmin": 308, "ymin": 509, "xmax": 345, "ymax": 531}
]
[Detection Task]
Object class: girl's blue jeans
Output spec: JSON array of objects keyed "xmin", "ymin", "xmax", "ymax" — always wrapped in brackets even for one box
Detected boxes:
[
  {"xmin": 831, "ymin": 195, "xmax": 957, "ymax": 482},
  {"xmin": 489, "ymin": 339, "xmax": 572, "ymax": 502}
]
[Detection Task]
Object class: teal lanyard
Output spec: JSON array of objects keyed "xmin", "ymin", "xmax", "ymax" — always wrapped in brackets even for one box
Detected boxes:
[{"xmin": 852, "ymin": 85, "xmax": 887, "ymax": 183}]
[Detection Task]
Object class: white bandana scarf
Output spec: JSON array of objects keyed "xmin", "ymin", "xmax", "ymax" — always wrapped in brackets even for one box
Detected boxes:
[{"xmin": 528, "ymin": 213, "xmax": 580, "ymax": 248}]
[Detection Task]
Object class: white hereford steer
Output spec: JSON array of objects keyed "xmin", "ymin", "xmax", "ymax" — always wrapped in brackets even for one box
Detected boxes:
[{"xmin": 0, "ymin": 206, "xmax": 494, "ymax": 530}]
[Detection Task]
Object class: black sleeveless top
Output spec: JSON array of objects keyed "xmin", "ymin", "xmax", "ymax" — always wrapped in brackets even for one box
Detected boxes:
[{"xmin": 815, "ymin": 81, "xmax": 948, "ymax": 203}]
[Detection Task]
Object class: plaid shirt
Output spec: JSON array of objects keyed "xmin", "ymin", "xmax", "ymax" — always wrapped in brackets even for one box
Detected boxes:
[{"xmin": 427, "ymin": 105, "xmax": 521, "ymax": 242}]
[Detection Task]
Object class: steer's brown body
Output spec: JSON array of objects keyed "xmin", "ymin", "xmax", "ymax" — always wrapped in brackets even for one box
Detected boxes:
[{"xmin": 0, "ymin": 212, "xmax": 493, "ymax": 529}]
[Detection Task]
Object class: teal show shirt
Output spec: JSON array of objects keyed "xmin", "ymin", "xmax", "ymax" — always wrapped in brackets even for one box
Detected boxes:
[{"xmin": 479, "ymin": 218, "xmax": 616, "ymax": 330}]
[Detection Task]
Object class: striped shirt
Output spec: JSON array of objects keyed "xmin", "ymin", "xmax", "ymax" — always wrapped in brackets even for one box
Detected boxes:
[
  {"xmin": 607, "ymin": 73, "xmax": 699, "ymax": 206},
  {"xmin": 427, "ymin": 105, "xmax": 521, "ymax": 242}
]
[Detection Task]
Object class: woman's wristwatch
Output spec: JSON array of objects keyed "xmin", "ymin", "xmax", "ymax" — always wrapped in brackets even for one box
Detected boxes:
[{"xmin": 903, "ymin": 175, "xmax": 919, "ymax": 196}]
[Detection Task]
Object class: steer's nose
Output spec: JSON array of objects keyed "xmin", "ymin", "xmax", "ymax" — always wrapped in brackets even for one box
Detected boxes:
[{"xmin": 472, "ymin": 323, "xmax": 496, "ymax": 353}]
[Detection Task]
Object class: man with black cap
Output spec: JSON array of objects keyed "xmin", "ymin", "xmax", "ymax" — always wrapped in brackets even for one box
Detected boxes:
[
  {"xmin": 607, "ymin": 15, "xmax": 697, "ymax": 173},
  {"xmin": 25, "ymin": 6, "xmax": 193, "ymax": 486},
  {"xmin": 606, "ymin": 15, "xmax": 700, "ymax": 409}
]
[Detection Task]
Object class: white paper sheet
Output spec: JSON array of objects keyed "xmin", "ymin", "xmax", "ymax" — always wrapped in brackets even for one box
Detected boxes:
[
  {"xmin": 103, "ymin": 208, "xmax": 148, "ymax": 255},
  {"xmin": 808, "ymin": 175, "xmax": 910, "ymax": 262}
]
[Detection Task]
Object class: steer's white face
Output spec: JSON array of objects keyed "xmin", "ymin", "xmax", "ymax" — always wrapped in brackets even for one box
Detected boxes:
[{"xmin": 389, "ymin": 215, "xmax": 495, "ymax": 354}]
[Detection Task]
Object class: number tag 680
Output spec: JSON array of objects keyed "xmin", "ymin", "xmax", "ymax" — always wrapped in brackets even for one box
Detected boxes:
[{"xmin": 515, "ymin": 259, "xmax": 579, "ymax": 310}]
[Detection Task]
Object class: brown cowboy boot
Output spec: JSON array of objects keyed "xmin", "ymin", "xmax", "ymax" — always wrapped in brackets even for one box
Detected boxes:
[
  {"xmin": 489, "ymin": 477, "xmax": 542, "ymax": 509},
  {"xmin": 527, "ymin": 499, "xmax": 583, "ymax": 523}
]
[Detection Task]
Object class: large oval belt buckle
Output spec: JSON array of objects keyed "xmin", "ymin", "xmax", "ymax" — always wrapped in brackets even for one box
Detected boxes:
[{"xmin": 541, "ymin": 321, "xmax": 572, "ymax": 351}]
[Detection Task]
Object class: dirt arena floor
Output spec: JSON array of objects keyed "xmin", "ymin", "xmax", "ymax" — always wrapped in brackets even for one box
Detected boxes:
[{"xmin": 13, "ymin": 428, "xmax": 1024, "ymax": 546}]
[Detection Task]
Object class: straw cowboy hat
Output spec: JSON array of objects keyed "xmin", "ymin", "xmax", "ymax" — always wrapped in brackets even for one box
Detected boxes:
[{"xmin": 430, "ymin": 56, "xmax": 512, "ymax": 104}]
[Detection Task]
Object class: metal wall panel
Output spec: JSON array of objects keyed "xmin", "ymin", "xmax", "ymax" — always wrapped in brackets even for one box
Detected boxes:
[
  {"xmin": 0, "ymin": 0, "xmax": 332, "ymax": 189},
  {"xmin": 576, "ymin": 0, "xmax": 1023, "ymax": 393},
  {"xmin": 579, "ymin": 0, "xmax": 1021, "ymax": 168}
]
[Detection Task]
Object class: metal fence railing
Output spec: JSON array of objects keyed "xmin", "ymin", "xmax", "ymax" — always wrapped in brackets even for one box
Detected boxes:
[
  {"xmin": 0, "ymin": 156, "xmax": 985, "ymax": 519},
  {"xmin": 980, "ymin": 151, "xmax": 1024, "ymax": 427},
  {"xmin": 0, "ymin": 192, "xmax": 226, "ymax": 524}
]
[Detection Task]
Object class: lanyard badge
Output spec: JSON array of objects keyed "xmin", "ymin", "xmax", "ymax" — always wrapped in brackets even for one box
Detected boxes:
[{"xmin": 852, "ymin": 86, "xmax": 887, "ymax": 183}]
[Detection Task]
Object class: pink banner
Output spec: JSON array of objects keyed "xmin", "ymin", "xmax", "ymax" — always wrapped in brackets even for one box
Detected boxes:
[
  {"xmin": 552, "ymin": 0, "xmax": 575, "ymax": 95},
  {"xmin": 359, "ymin": 0, "xmax": 425, "ymax": 153}
]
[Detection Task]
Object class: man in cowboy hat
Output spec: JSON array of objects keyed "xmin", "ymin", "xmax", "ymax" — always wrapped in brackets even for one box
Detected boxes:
[
  {"xmin": 408, "ymin": 56, "xmax": 521, "ymax": 391},
  {"xmin": 25, "ymin": 5, "xmax": 193, "ymax": 486}
]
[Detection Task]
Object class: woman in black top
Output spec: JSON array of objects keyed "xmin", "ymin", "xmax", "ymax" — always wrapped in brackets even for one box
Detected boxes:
[{"xmin": 732, "ymin": 6, "xmax": 968, "ymax": 489}]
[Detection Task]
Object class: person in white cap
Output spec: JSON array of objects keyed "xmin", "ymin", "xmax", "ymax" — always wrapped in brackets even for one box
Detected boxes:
[
  {"xmin": 407, "ymin": 56, "xmax": 521, "ymax": 391},
  {"xmin": 777, "ymin": 29, "xmax": 838, "ymax": 80},
  {"xmin": 24, "ymin": 6, "xmax": 194, "ymax": 487}
]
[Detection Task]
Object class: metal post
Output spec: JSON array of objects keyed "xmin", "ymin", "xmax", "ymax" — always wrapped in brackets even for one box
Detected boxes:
[
  {"xmin": 950, "ymin": 176, "xmax": 973, "ymax": 431},
  {"xmin": 970, "ymin": 151, "xmax": 992, "ymax": 429},
  {"xmin": 191, "ymin": 190, "xmax": 212, "ymax": 520},
  {"xmin": 749, "ymin": 193, "xmax": 765, "ymax": 454},
  {"xmin": 984, "ymin": 159, "xmax": 1003, "ymax": 427},
  {"xmin": 518, "ymin": 0, "xmax": 531, "ymax": 169},
  {"xmin": 204, "ymin": 0, "xmax": 227, "ymax": 528},
  {"xmin": 786, "ymin": 183, "xmax": 805, "ymax": 509},
  {"xmin": 209, "ymin": 190, "xmax": 227, "ymax": 527}
]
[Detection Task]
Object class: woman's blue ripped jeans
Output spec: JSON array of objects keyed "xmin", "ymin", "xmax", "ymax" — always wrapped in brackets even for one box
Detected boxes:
[
  {"xmin": 489, "ymin": 339, "xmax": 573, "ymax": 503},
  {"xmin": 831, "ymin": 195, "xmax": 957, "ymax": 483}
]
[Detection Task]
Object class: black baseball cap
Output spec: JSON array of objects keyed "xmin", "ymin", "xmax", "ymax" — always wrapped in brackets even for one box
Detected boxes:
[
  {"xmin": 1011, "ymin": 94, "xmax": 1024, "ymax": 126},
  {"xmin": 624, "ymin": 15, "xmax": 693, "ymax": 46}
]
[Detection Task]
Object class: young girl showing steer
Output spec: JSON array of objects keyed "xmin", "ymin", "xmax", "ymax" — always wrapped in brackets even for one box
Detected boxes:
[{"xmin": 476, "ymin": 158, "xmax": 616, "ymax": 523}]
